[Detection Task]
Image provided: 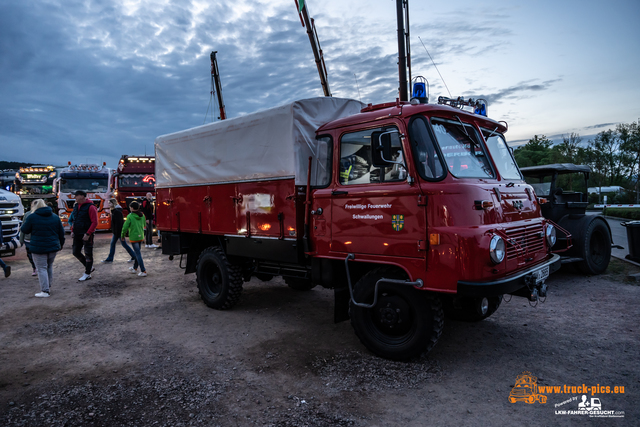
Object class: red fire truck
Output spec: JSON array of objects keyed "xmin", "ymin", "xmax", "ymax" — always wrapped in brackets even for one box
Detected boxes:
[
  {"xmin": 155, "ymin": 97, "xmax": 562, "ymax": 360},
  {"xmin": 112, "ymin": 155, "xmax": 155, "ymax": 215}
]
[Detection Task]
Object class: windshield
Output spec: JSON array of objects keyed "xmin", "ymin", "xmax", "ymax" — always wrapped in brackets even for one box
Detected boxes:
[
  {"xmin": 431, "ymin": 118, "xmax": 494, "ymax": 178},
  {"xmin": 60, "ymin": 178, "xmax": 109, "ymax": 193},
  {"xmin": 118, "ymin": 174, "xmax": 155, "ymax": 189},
  {"xmin": 481, "ymin": 128, "xmax": 521, "ymax": 180},
  {"xmin": 20, "ymin": 185, "xmax": 54, "ymax": 195}
]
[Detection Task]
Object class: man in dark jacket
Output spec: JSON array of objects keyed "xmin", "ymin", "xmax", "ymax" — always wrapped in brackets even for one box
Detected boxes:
[
  {"xmin": 70, "ymin": 190, "xmax": 98, "ymax": 281},
  {"xmin": 102, "ymin": 200, "xmax": 136, "ymax": 263},
  {"xmin": 20, "ymin": 199, "xmax": 65, "ymax": 297}
]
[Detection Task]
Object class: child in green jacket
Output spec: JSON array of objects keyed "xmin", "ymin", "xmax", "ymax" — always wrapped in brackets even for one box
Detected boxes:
[{"xmin": 122, "ymin": 201, "xmax": 147, "ymax": 276}]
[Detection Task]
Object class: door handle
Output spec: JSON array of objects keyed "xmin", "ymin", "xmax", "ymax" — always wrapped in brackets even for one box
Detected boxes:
[{"xmin": 332, "ymin": 190, "xmax": 348, "ymax": 196}]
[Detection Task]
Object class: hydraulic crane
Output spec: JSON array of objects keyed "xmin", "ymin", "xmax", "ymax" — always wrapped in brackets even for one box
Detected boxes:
[{"xmin": 295, "ymin": 0, "xmax": 331, "ymax": 97}]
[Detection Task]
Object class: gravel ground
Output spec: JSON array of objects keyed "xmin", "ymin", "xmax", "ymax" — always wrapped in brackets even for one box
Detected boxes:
[{"xmin": 0, "ymin": 233, "xmax": 638, "ymax": 426}]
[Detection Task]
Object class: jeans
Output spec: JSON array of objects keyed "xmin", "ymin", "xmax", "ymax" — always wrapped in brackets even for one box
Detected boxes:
[
  {"xmin": 25, "ymin": 242, "xmax": 36, "ymax": 270},
  {"xmin": 145, "ymin": 219, "xmax": 153, "ymax": 245},
  {"xmin": 32, "ymin": 252, "xmax": 57, "ymax": 292},
  {"xmin": 131, "ymin": 242, "xmax": 146, "ymax": 272},
  {"xmin": 105, "ymin": 235, "xmax": 136, "ymax": 261},
  {"xmin": 0, "ymin": 257, "xmax": 6, "ymax": 271},
  {"xmin": 72, "ymin": 234, "xmax": 94, "ymax": 274}
]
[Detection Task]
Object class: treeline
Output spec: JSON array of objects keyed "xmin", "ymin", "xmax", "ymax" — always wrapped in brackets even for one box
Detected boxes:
[
  {"xmin": 0, "ymin": 161, "xmax": 32, "ymax": 170},
  {"xmin": 514, "ymin": 121, "xmax": 640, "ymax": 203}
]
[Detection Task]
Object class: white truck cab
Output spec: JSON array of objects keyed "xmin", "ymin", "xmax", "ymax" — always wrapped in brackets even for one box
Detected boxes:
[{"xmin": 0, "ymin": 188, "xmax": 25, "ymax": 257}]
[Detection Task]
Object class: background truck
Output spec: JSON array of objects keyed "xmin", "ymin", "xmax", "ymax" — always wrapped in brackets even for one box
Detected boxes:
[
  {"xmin": 56, "ymin": 163, "xmax": 113, "ymax": 231},
  {"xmin": 13, "ymin": 165, "xmax": 59, "ymax": 211},
  {"xmin": 0, "ymin": 188, "xmax": 25, "ymax": 257},
  {"xmin": 509, "ymin": 372, "xmax": 547, "ymax": 404},
  {"xmin": 112, "ymin": 155, "xmax": 156, "ymax": 215},
  {"xmin": 521, "ymin": 163, "xmax": 614, "ymax": 274},
  {"xmin": 156, "ymin": 96, "xmax": 561, "ymax": 360}
]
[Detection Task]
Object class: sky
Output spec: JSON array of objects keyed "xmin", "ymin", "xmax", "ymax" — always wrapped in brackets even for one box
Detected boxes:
[{"xmin": 1, "ymin": 0, "xmax": 639, "ymax": 169}]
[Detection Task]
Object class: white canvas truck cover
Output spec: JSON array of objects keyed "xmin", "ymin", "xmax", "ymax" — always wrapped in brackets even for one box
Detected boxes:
[{"xmin": 155, "ymin": 97, "xmax": 365, "ymax": 188}]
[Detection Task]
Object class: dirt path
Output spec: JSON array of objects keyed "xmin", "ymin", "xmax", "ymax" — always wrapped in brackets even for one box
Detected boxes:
[{"xmin": 1, "ymin": 234, "xmax": 638, "ymax": 426}]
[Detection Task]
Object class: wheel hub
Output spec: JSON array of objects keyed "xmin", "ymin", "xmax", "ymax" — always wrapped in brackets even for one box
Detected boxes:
[{"xmin": 374, "ymin": 294, "xmax": 411, "ymax": 334}]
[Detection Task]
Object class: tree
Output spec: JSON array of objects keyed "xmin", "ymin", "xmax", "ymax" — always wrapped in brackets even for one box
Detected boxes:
[
  {"xmin": 513, "ymin": 135, "xmax": 554, "ymax": 167},
  {"xmin": 557, "ymin": 132, "xmax": 582, "ymax": 163},
  {"xmin": 585, "ymin": 129, "xmax": 628, "ymax": 187}
]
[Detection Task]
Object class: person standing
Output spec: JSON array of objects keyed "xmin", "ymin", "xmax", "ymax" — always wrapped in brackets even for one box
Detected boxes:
[
  {"xmin": 101, "ymin": 200, "xmax": 136, "ymax": 263},
  {"xmin": 0, "ymin": 218, "xmax": 11, "ymax": 278},
  {"xmin": 70, "ymin": 190, "xmax": 98, "ymax": 281},
  {"xmin": 19, "ymin": 205, "xmax": 38, "ymax": 276},
  {"xmin": 122, "ymin": 201, "xmax": 147, "ymax": 277},
  {"xmin": 141, "ymin": 192, "xmax": 158, "ymax": 248},
  {"xmin": 20, "ymin": 199, "xmax": 65, "ymax": 297}
]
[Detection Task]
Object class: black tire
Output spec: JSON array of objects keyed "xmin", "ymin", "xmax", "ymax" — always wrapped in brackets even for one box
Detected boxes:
[
  {"xmin": 442, "ymin": 296, "xmax": 502, "ymax": 322},
  {"xmin": 284, "ymin": 277, "xmax": 316, "ymax": 291},
  {"xmin": 349, "ymin": 268, "xmax": 444, "ymax": 361},
  {"xmin": 196, "ymin": 246, "xmax": 243, "ymax": 309},
  {"xmin": 578, "ymin": 219, "xmax": 611, "ymax": 275},
  {"xmin": 255, "ymin": 273, "xmax": 274, "ymax": 282}
]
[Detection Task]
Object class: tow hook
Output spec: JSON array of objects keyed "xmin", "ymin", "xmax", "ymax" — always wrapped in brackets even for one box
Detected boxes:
[{"xmin": 526, "ymin": 278, "xmax": 547, "ymax": 304}]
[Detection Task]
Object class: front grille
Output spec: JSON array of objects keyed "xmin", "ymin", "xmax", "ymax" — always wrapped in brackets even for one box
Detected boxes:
[
  {"xmin": 505, "ymin": 223, "xmax": 545, "ymax": 260},
  {"xmin": 0, "ymin": 202, "xmax": 19, "ymax": 209}
]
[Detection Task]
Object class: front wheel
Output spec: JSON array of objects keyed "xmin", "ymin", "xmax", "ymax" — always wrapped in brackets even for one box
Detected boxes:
[
  {"xmin": 196, "ymin": 246, "xmax": 243, "ymax": 309},
  {"xmin": 578, "ymin": 219, "xmax": 611, "ymax": 275},
  {"xmin": 350, "ymin": 268, "xmax": 444, "ymax": 361}
]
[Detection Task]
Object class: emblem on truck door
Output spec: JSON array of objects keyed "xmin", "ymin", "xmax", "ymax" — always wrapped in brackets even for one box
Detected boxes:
[
  {"xmin": 392, "ymin": 214, "xmax": 404, "ymax": 231},
  {"xmin": 512, "ymin": 200, "xmax": 524, "ymax": 210}
]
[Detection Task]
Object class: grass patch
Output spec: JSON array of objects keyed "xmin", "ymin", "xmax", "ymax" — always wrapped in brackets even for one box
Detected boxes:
[{"xmin": 603, "ymin": 258, "xmax": 640, "ymax": 283}]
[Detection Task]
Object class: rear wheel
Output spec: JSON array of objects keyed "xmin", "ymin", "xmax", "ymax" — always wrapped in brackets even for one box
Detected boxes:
[
  {"xmin": 443, "ymin": 296, "xmax": 502, "ymax": 322},
  {"xmin": 284, "ymin": 277, "xmax": 316, "ymax": 291},
  {"xmin": 578, "ymin": 219, "xmax": 611, "ymax": 275},
  {"xmin": 350, "ymin": 268, "xmax": 443, "ymax": 361},
  {"xmin": 196, "ymin": 246, "xmax": 243, "ymax": 309}
]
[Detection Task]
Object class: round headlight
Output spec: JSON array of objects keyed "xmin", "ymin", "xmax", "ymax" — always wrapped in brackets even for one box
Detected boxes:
[
  {"xmin": 546, "ymin": 224, "xmax": 557, "ymax": 247},
  {"xmin": 490, "ymin": 235, "xmax": 506, "ymax": 264}
]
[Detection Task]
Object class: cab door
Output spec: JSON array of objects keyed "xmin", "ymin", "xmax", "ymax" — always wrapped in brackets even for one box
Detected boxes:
[{"xmin": 330, "ymin": 122, "xmax": 426, "ymax": 259}]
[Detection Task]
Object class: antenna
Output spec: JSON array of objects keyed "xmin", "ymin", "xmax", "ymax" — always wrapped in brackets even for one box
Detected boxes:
[
  {"xmin": 418, "ymin": 36, "xmax": 452, "ymax": 99},
  {"xmin": 354, "ymin": 73, "xmax": 362, "ymax": 103}
]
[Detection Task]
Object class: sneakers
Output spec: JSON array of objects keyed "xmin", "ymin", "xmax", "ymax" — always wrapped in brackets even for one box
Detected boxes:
[
  {"xmin": 78, "ymin": 273, "xmax": 92, "ymax": 281},
  {"xmin": 128, "ymin": 266, "xmax": 138, "ymax": 274},
  {"xmin": 145, "ymin": 244, "xmax": 149, "ymax": 248},
  {"xmin": 101, "ymin": 259, "xmax": 113, "ymax": 263},
  {"xmin": 127, "ymin": 258, "xmax": 135, "ymax": 263},
  {"xmin": 148, "ymin": 244, "xmax": 159, "ymax": 249},
  {"xmin": 91, "ymin": 267, "xmax": 96, "ymax": 273},
  {"xmin": 4, "ymin": 266, "xmax": 11, "ymax": 278},
  {"xmin": 32, "ymin": 269, "xmax": 38, "ymax": 276},
  {"xmin": 35, "ymin": 292, "xmax": 50, "ymax": 298},
  {"xmin": 138, "ymin": 271, "xmax": 147, "ymax": 277}
]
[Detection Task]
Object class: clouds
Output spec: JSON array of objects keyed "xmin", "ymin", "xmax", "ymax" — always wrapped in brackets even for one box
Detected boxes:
[{"xmin": 0, "ymin": 0, "xmax": 638, "ymax": 167}]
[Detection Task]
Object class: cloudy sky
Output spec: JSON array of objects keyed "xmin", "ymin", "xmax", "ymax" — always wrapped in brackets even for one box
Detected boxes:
[{"xmin": 1, "ymin": 0, "xmax": 639, "ymax": 168}]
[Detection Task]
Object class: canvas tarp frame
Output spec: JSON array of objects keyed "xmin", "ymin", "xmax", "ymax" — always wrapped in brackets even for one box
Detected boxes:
[{"xmin": 155, "ymin": 97, "xmax": 364, "ymax": 189}]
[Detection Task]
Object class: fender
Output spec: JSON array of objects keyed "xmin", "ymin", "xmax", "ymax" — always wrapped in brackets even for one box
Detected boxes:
[{"xmin": 557, "ymin": 214, "xmax": 611, "ymax": 258}]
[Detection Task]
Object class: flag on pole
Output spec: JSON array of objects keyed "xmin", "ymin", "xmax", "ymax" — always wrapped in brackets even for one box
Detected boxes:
[{"xmin": 298, "ymin": 0, "xmax": 305, "ymax": 13}]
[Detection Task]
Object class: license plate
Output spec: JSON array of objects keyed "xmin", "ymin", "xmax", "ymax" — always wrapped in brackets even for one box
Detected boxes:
[{"xmin": 534, "ymin": 266, "xmax": 549, "ymax": 283}]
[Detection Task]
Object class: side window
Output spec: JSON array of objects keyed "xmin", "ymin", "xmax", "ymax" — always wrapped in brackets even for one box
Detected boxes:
[
  {"xmin": 339, "ymin": 126, "xmax": 407, "ymax": 185},
  {"xmin": 408, "ymin": 117, "xmax": 446, "ymax": 180},
  {"xmin": 311, "ymin": 135, "xmax": 332, "ymax": 187}
]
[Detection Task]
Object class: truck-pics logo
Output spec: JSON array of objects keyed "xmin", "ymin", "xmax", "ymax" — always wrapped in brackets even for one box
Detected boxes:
[
  {"xmin": 392, "ymin": 214, "xmax": 404, "ymax": 231},
  {"xmin": 508, "ymin": 372, "xmax": 547, "ymax": 404}
]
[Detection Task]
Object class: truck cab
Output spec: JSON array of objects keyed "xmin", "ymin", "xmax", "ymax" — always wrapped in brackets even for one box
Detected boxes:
[
  {"xmin": 0, "ymin": 188, "xmax": 24, "ymax": 257},
  {"xmin": 14, "ymin": 165, "xmax": 58, "ymax": 211},
  {"xmin": 112, "ymin": 155, "xmax": 156, "ymax": 215}
]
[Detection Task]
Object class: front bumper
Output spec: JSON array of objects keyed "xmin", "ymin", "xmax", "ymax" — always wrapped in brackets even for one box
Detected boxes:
[{"xmin": 457, "ymin": 254, "xmax": 561, "ymax": 297}]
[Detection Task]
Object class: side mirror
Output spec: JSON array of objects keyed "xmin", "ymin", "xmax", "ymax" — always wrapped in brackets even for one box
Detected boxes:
[{"xmin": 371, "ymin": 131, "xmax": 403, "ymax": 167}]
